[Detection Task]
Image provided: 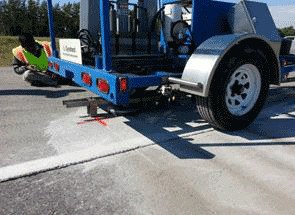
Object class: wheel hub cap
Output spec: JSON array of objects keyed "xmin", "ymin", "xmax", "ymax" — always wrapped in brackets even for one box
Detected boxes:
[{"xmin": 225, "ymin": 64, "xmax": 261, "ymax": 116}]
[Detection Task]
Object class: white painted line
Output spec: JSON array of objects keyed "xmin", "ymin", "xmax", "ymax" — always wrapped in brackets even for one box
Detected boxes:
[
  {"xmin": 0, "ymin": 124, "xmax": 214, "ymax": 183},
  {"xmin": 0, "ymin": 140, "xmax": 154, "ymax": 183}
]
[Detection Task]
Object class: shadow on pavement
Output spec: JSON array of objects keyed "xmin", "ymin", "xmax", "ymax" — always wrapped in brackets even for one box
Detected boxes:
[
  {"xmin": 0, "ymin": 88, "xmax": 87, "ymax": 98},
  {"xmin": 196, "ymin": 141, "xmax": 295, "ymax": 147},
  {"xmin": 124, "ymin": 97, "xmax": 216, "ymax": 159},
  {"xmin": 81, "ymin": 85, "xmax": 295, "ymax": 159},
  {"xmin": 121, "ymin": 85, "xmax": 295, "ymax": 159},
  {"xmin": 226, "ymin": 86, "xmax": 295, "ymax": 140},
  {"xmin": 20, "ymin": 83, "xmax": 294, "ymax": 160}
]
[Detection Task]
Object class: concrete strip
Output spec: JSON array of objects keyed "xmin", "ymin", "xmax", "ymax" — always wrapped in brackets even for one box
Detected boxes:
[
  {"xmin": 0, "ymin": 140, "xmax": 154, "ymax": 183},
  {"xmin": 0, "ymin": 125, "xmax": 212, "ymax": 183},
  {"xmin": 2, "ymin": 113, "xmax": 293, "ymax": 183}
]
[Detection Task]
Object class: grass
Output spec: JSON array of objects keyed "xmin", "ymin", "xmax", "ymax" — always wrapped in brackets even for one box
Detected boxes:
[{"xmin": 0, "ymin": 36, "xmax": 60, "ymax": 67}]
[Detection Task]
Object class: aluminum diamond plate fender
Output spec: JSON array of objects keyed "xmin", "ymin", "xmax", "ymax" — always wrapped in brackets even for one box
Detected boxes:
[{"xmin": 181, "ymin": 33, "xmax": 280, "ymax": 97}]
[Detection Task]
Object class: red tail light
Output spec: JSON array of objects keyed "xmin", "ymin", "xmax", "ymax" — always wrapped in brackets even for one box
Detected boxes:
[
  {"xmin": 54, "ymin": 63, "xmax": 59, "ymax": 71},
  {"xmin": 48, "ymin": 62, "xmax": 53, "ymax": 68},
  {"xmin": 82, "ymin": 72, "xmax": 92, "ymax": 86},
  {"xmin": 119, "ymin": 77, "xmax": 127, "ymax": 92},
  {"xmin": 97, "ymin": 79, "xmax": 109, "ymax": 94}
]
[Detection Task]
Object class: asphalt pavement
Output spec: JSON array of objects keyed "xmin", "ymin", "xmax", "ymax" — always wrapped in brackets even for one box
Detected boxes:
[{"xmin": 1, "ymin": 67, "xmax": 295, "ymax": 214}]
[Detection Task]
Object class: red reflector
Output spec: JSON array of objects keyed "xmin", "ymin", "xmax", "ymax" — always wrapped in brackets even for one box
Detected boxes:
[
  {"xmin": 82, "ymin": 73, "xmax": 92, "ymax": 86},
  {"xmin": 97, "ymin": 79, "xmax": 109, "ymax": 94},
  {"xmin": 54, "ymin": 63, "xmax": 59, "ymax": 71},
  {"xmin": 120, "ymin": 78, "xmax": 127, "ymax": 92},
  {"xmin": 48, "ymin": 62, "xmax": 53, "ymax": 68}
]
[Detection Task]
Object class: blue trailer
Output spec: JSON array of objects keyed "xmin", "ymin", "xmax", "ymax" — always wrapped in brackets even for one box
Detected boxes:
[{"xmin": 46, "ymin": 0, "xmax": 295, "ymax": 130}]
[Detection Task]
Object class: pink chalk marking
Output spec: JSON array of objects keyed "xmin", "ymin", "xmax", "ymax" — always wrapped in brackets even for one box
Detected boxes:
[{"xmin": 77, "ymin": 117, "xmax": 108, "ymax": 127}]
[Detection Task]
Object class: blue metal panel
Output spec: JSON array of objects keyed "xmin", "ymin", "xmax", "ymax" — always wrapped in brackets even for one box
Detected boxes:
[
  {"xmin": 191, "ymin": 0, "xmax": 233, "ymax": 47},
  {"xmin": 161, "ymin": 0, "xmax": 179, "ymax": 5},
  {"xmin": 100, "ymin": 0, "xmax": 112, "ymax": 71},
  {"xmin": 47, "ymin": 0, "xmax": 58, "ymax": 58},
  {"xmin": 48, "ymin": 57, "xmax": 124, "ymax": 104},
  {"xmin": 48, "ymin": 57, "xmax": 170, "ymax": 105},
  {"xmin": 243, "ymin": 1, "xmax": 280, "ymax": 42},
  {"xmin": 128, "ymin": 74, "xmax": 166, "ymax": 88}
]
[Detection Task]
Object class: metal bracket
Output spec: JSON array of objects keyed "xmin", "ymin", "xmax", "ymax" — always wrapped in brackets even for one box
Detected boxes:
[
  {"xmin": 168, "ymin": 77, "xmax": 203, "ymax": 95},
  {"xmin": 63, "ymin": 97, "xmax": 140, "ymax": 117},
  {"xmin": 63, "ymin": 97, "xmax": 107, "ymax": 117}
]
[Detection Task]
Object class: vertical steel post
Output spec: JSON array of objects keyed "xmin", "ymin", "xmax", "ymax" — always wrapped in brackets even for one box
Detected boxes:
[
  {"xmin": 159, "ymin": 0, "xmax": 167, "ymax": 53},
  {"xmin": 100, "ymin": 0, "xmax": 112, "ymax": 71},
  {"xmin": 47, "ymin": 0, "xmax": 58, "ymax": 58}
]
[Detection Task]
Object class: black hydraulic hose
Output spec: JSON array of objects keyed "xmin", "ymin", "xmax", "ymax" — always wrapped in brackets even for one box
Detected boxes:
[
  {"xmin": 183, "ymin": 6, "xmax": 190, "ymax": 13},
  {"xmin": 78, "ymin": 29, "xmax": 102, "ymax": 54},
  {"xmin": 150, "ymin": 6, "xmax": 166, "ymax": 32},
  {"xmin": 78, "ymin": 29, "xmax": 94, "ymax": 47}
]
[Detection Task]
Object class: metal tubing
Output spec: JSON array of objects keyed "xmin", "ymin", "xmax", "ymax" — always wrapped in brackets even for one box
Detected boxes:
[
  {"xmin": 47, "ymin": 0, "xmax": 58, "ymax": 58},
  {"xmin": 133, "ymin": 6, "xmax": 138, "ymax": 32},
  {"xmin": 169, "ymin": 76, "xmax": 204, "ymax": 95},
  {"xmin": 63, "ymin": 98, "xmax": 90, "ymax": 108},
  {"xmin": 100, "ymin": 0, "xmax": 112, "ymax": 71},
  {"xmin": 132, "ymin": 32, "xmax": 136, "ymax": 54},
  {"xmin": 148, "ymin": 32, "xmax": 151, "ymax": 54},
  {"xmin": 168, "ymin": 77, "xmax": 203, "ymax": 90},
  {"xmin": 116, "ymin": 33, "xmax": 119, "ymax": 55}
]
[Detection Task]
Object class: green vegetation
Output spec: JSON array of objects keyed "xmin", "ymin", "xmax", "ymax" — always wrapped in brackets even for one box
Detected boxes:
[
  {"xmin": 0, "ymin": 36, "xmax": 59, "ymax": 67},
  {"xmin": 0, "ymin": 0, "xmax": 79, "ymax": 38},
  {"xmin": 278, "ymin": 26, "xmax": 295, "ymax": 37},
  {"xmin": 0, "ymin": 0, "xmax": 77, "ymax": 66}
]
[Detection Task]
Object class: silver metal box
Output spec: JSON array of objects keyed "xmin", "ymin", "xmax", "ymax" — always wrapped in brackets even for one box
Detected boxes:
[{"xmin": 228, "ymin": 0, "xmax": 281, "ymax": 54}]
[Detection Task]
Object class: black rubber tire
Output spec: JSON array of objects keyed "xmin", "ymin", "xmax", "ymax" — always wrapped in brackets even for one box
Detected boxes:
[{"xmin": 196, "ymin": 48, "xmax": 270, "ymax": 131}]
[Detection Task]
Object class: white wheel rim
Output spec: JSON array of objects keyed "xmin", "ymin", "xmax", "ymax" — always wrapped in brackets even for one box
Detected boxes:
[{"xmin": 225, "ymin": 64, "xmax": 261, "ymax": 116}]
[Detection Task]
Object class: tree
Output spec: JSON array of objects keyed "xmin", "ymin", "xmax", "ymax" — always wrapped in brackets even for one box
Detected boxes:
[
  {"xmin": 38, "ymin": 0, "xmax": 49, "ymax": 37},
  {"xmin": 1, "ymin": 0, "xmax": 24, "ymax": 35},
  {"xmin": 52, "ymin": 3, "xmax": 65, "ymax": 37},
  {"xmin": 0, "ymin": 0, "xmax": 80, "ymax": 37},
  {"xmin": 19, "ymin": 0, "xmax": 29, "ymax": 35},
  {"xmin": 0, "ymin": 0, "xmax": 6, "ymax": 35},
  {"xmin": 71, "ymin": 2, "xmax": 80, "ymax": 37},
  {"xmin": 27, "ymin": 0, "xmax": 39, "ymax": 36},
  {"xmin": 279, "ymin": 26, "xmax": 295, "ymax": 37}
]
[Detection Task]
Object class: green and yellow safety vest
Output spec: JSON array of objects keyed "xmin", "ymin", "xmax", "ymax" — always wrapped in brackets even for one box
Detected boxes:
[{"xmin": 12, "ymin": 40, "xmax": 52, "ymax": 71}]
